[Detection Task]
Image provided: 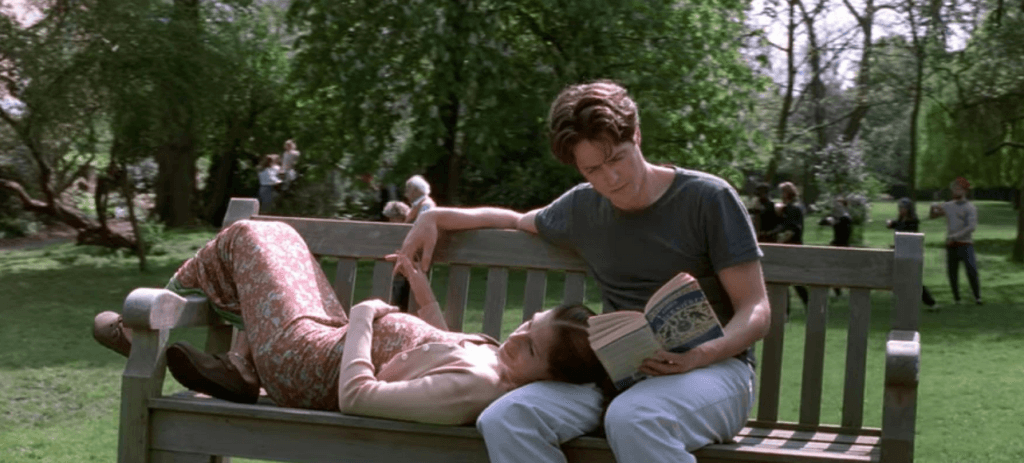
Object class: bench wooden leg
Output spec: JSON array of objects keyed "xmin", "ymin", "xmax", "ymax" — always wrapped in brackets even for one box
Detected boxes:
[{"xmin": 152, "ymin": 450, "xmax": 231, "ymax": 463}]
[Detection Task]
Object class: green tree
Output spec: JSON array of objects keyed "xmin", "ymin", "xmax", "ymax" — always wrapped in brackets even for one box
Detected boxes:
[
  {"xmin": 287, "ymin": 0, "xmax": 766, "ymax": 210},
  {"xmin": 0, "ymin": 2, "xmax": 137, "ymax": 250},
  {"xmin": 918, "ymin": 6, "xmax": 1024, "ymax": 261}
]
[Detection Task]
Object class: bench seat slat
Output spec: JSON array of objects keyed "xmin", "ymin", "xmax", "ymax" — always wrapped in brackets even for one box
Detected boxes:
[
  {"xmin": 699, "ymin": 441, "xmax": 878, "ymax": 463},
  {"xmin": 736, "ymin": 427, "xmax": 880, "ymax": 445}
]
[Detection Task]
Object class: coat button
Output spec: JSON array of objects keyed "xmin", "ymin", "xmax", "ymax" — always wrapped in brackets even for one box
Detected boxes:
[
  {"xmin": 400, "ymin": 353, "xmax": 408, "ymax": 361},
  {"xmin": 422, "ymin": 345, "xmax": 430, "ymax": 352}
]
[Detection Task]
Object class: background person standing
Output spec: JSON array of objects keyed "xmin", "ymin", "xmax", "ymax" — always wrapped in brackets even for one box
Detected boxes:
[
  {"xmin": 770, "ymin": 181, "xmax": 808, "ymax": 308},
  {"xmin": 930, "ymin": 177, "xmax": 982, "ymax": 305},
  {"xmin": 887, "ymin": 197, "xmax": 938, "ymax": 310},
  {"xmin": 257, "ymin": 154, "xmax": 283, "ymax": 213}
]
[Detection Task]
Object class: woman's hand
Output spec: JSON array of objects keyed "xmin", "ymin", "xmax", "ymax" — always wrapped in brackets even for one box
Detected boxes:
[
  {"xmin": 388, "ymin": 252, "xmax": 426, "ymax": 284},
  {"xmin": 399, "ymin": 211, "xmax": 438, "ymax": 272},
  {"xmin": 387, "ymin": 252, "xmax": 438, "ymax": 311}
]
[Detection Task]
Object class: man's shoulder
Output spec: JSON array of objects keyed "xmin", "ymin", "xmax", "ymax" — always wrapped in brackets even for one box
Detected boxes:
[
  {"xmin": 671, "ymin": 167, "xmax": 733, "ymax": 189},
  {"xmin": 551, "ymin": 182, "xmax": 602, "ymax": 205}
]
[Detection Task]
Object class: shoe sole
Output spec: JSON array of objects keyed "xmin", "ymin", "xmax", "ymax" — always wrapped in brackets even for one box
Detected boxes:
[{"xmin": 166, "ymin": 344, "xmax": 258, "ymax": 404}]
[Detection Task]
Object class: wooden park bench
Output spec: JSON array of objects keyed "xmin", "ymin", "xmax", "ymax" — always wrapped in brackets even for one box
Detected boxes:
[{"xmin": 115, "ymin": 197, "xmax": 922, "ymax": 463}]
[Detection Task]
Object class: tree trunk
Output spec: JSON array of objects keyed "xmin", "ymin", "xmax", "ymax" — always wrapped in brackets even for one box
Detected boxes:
[
  {"xmin": 152, "ymin": 0, "xmax": 201, "ymax": 228},
  {"xmin": 0, "ymin": 178, "xmax": 137, "ymax": 250},
  {"xmin": 767, "ymin": 0, "xmax": 799, "ymax": 184},
  {"xmin": 841, "ymin": 0, "xmax": 874, "ymax": 142},
  {"xmin": 798, "ymin": 0, "xmax": 828, "ymax": 206},
  {"xmin": 906, "ymin": 2, "xmax": 925, "ymax": 199},
  {"xmin": 426, "ymin": 0, "xmax": 468, "ymax": 206},
  {"xmin": 154, "ymin": 135, "xmax": 197, "ymax": 227},
  {"xmin": 1013, "ymin": 182, "xmax": 1023, "ymax": 262}
]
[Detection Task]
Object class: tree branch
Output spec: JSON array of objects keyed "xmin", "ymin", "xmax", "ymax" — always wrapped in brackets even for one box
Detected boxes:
[{"xmin": 984, "ymin": 142, "xmax": 1024, "ymax": 156}]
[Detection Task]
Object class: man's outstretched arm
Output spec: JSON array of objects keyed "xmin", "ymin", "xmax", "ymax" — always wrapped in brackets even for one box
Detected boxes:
[{"xmin": 399, "ymin": 207, "xmax": 540, "ymax": 271}]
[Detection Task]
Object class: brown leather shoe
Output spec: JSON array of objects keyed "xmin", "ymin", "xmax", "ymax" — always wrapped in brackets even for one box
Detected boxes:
[
  {"xmin": 93, "ymin": 311, "xmax": 133, "ymax": 357},
  {"xmin": 166, "ymin": 341, "xmax": 260, "ymax": 404}
]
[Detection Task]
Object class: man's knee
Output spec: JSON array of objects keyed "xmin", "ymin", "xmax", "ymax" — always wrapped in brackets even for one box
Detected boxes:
[{"xmin": 604, "ymin": 393, "xmax": 663, "ymax": 437}]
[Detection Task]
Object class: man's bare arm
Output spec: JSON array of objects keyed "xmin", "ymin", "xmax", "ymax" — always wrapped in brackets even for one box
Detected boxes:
[{"xmin": 399, "ymin": 207, "xmax": 540, "ymax": 271}]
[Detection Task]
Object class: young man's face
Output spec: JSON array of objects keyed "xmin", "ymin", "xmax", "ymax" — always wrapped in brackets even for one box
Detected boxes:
[
  {"xmin": 950, "ymin": 183, "xmax": 966, "ymax": 199},
  {"xmin": 573, "ymin": 136, "xmax": 646, "ymax": 210}
]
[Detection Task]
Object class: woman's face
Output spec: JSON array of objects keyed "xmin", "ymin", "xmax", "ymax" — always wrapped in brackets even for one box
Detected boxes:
[{"xmin": 497, "ymin": 309, "xmax": 558, "ymax": 388}]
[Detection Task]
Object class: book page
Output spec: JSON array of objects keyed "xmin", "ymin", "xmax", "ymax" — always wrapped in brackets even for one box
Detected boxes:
[
  {"xmin": 590, "ymin": 324, "xmax": 661, "ymax": 390},
  {"xmin": 587, "ymin": 311, "xmax": 646, "ymax": 350}
]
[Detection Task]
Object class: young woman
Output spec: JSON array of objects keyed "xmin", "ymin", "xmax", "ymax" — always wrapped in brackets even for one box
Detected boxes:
[
  {"xmin": 257, "ymin": 154, "xmax": 283, "ymax": 212},
  {"xmin": 94, "ymin": 220, "xmax": 607, "ymax": 425},
  {"xmin": 888, "ymin": 197, "xmax": 938, "ymax": 309}
]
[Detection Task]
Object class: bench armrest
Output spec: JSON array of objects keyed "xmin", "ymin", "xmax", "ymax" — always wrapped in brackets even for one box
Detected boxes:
[
  {"xmin": 881, "ymin": 329, "xmax": 920, "ymax": 463},
  {"xmin": 884, "ymin": 330, "xmax": 920, "ymax": 388},
  {"xmin": 122, "ymin": 288, "xmax": 219, "ymax": 331}
]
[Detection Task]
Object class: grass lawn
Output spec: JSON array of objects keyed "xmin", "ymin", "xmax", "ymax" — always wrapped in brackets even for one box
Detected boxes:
[{"xmin": 1, "ymin": 200, "xmax": 1022, "ymax": 462}]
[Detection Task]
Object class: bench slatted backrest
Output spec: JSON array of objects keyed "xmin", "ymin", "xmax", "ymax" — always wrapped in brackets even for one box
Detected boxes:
[
  {"xmin": 756, "ymin": 235, "xmax": 923, "ymax": 433},
  {"xmin": 253, "ymin": 215, "xmax": 589, "ymax": 337},
  {"xmin": 249, "ymin": 212, "xmax": 922, "ymax": 434}
]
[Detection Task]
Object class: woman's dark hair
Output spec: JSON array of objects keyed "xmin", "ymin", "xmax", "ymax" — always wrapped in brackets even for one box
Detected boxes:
[
  {"xmin": 897, "ymin": 197, "xmax": 918, "ymax": 221},
  {"xmin": 545, "ymin": 304, "xmax": 617, "ymax": 399},
  {"xmin": 258, "ymin": 154, "xmax": 280, "ymax": 170},
  {"xmin": 548, "ymin": 80, "xmax": 639, "ymax": 166}
]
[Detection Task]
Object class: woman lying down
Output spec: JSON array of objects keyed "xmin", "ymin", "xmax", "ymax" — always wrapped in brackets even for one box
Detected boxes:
[{"xmin": 93, "ymin": 220, "xmax": 609, "ymax": 425}]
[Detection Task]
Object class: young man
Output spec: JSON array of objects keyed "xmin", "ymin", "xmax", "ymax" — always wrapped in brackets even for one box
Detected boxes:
[
  {"xmin": 398, "ymin": 81, "xmax": 771, "ymax": 463},
  {"xmin": 930, "ymin": 177, "xmax": 982, "ymax": 305}
]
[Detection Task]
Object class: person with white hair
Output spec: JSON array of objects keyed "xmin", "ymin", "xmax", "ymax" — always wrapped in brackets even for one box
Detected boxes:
[
  {"xmin": 382, "ymin": 200, "xmax": 411, "ymax": 223},
  {"xmin": 404, "ymin": 175, "xmax": 436, "ymax": 223}
]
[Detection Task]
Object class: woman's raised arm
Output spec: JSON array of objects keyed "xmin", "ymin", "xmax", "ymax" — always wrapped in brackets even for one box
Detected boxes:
[{"xmin": 388, "ymin": 253, "xmax": 447, "ymax": 331}]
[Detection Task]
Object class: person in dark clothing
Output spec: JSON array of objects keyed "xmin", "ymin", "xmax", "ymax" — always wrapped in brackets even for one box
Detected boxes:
[
  {"xmin": 383, "ymin": 201, "xmax": 413, "ymax": 312},
  {"xmin": 769, "ymin": 182, "xmax": 808, "ymax": 309},
  {"xmin": 820, "ymin": 197, "xmax": 853, "ymax": 247},
  {"xmin": 887, "ymin": 197, "xmax": 938, "ymax": 310},
  {"xmin": 750, "ymin": 183, "xmax": 779, "ymax": 243},
  {"xmin": 819, "ymin": 196, "xmax": 854, "ymax": 296}
]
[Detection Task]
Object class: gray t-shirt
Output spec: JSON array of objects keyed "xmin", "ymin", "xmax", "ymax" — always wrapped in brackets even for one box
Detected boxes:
[
  {"xmin": 535, "ymin": 167, "xmax": 763, "ymax": 325},
  {"xmin": 939, "ymin": 199, "xmax": 977, "ymax": 243}
]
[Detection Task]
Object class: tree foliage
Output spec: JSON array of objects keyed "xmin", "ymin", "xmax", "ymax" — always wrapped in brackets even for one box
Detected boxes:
[
  {"xmin": 1, "ymin": 0, "xmax": 296, "ymax": 243},
  {"xmin": 917, "ymin": 4, "xmax": 1024, "ymax": 261},
  {"xmin": 287, "ymin": 0, "xmax": 767, "ymax": 210}
]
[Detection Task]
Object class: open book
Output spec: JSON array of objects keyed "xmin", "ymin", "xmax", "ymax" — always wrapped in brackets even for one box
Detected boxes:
[{"xmin": 588, "ymin": 272, "xmax": 724, "ymax": 390}]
